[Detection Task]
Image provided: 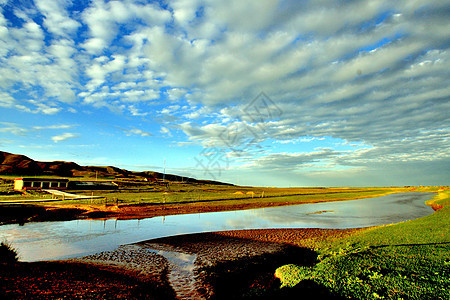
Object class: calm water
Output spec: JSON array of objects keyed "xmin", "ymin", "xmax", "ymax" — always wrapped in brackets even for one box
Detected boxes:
[{"xmin": 0, "ymin": 192, "xmax": 434, "ymax": 261}]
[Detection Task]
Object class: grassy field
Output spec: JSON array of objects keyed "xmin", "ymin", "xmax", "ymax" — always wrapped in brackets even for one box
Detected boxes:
[
  {"xmin": 80, "ymin": 186, "xmax": 406, "ymax": 208},
  {"xmin": 275, "ymin": 186, "xmax": 450, "ymax": 299},
  {"xmin": 0, "ymin": 175, "xmax": 410, "ymax": 207}
]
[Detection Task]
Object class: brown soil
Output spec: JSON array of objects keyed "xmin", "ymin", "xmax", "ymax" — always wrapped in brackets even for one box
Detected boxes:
[
  {"xmin": 0, "ymin": 260, "xmax": 176, "ymax": 300},
  {"xmin": 1, "ymin": 201, "xmax": 320, "ymax": 224},
  {"xmin": 1, "ymin": 228, "xmax": 364, "ymax": 299},
  {"xmin": 40, "ymin": 198, "xmax": 351, "ymax": 221},
  {"xmin": 46, "ymin": 200, "xmax": 312, "ymax": 221},
  {"xmin": 144, "ymin": 228, "xmax": 366, "ymax": 256}
]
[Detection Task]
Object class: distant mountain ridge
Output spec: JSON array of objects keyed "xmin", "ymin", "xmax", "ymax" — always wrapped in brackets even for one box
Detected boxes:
[{"xmin": 0, "ymin": 151, "xmax": 231, "ymax": 185}]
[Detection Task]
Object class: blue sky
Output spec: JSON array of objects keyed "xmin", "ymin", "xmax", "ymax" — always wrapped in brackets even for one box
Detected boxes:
[{"xmin": 0, "ymin": 0, "xmax": 449, "ymax": 187}]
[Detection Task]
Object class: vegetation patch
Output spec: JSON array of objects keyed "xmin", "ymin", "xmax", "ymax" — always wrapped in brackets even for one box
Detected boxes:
[
  {"xmin": 198, "ymin": 246, "xmax": 322, "ymax": 299},
  {"xmin": 275, "ymin": 187, "xmax": 450, "ymax": 299},
  {"xmin": 0, "ymin": 240, "xmax": 18, "ymax": 263},
  {"xmin": 274, "ymin": 264, "xmax": 314, "ymax": 288}
]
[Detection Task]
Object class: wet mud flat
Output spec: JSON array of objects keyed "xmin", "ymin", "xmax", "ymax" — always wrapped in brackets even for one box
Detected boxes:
[
  {"xmin": 1, "ymin": 228, "xmax": 362, "ymax": 299},
  {"xmin": 72, "ymin": 228, "xmax": 362, "ymax": 299}
]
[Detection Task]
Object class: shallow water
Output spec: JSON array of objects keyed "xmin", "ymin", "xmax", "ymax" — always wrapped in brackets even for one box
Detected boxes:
[
  {"xmin": 0, "ymin": 192, "xmax": 435, "ymax": 261},
  {"xmin": 146, "ymin": 247, "xmax": 200, "ymax": 300}
]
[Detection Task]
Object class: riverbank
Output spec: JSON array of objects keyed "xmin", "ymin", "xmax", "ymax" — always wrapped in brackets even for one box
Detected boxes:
[
  {"xmin": 1, "ymin": 228, "xmax": 361, "ymax": 299},
  {"xmin": 0, "ymin": 186, "xmax": 406, "ymax": 225},
  {"xmin": 275, "ymin": 188, "xmax": 450, "ymax": 299}
]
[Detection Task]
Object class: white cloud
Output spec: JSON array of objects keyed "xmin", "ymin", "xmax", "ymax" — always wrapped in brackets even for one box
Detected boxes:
[
  {"xmin": 205, "ymin": 0, "xmax": 278, "ymax": 32},
  {"xmin": 160, "ymin": 126, "xmax": 172, "ymax": 137},
  {"xmin": 166, "ymin": 88, "xmax": 188, "ymax": 101},
  {"xmin": 125, "ymin": 128, "xmax": 152, "ymax": 137},
  {"xmin": 171, "ymin": 0, "xmax": 201, "ymax": 26},
  {"xmin": 35, "ymin": 0, "xmax": 80, "ymax": 37},
  {"xmin": 160, "ymin": 105, "xmax": 181, "ymax": 114},
  {"xmin": 81, "ymin": 0, "xmax": 170, "ymax": 54},
  {"xmin": 0, "ymin": 91, "xmax": 15, "ymax": 107},
  {"xmin": 1, "ymin": 0, "xmax": 449, "ymax": 185},
  {"xmin": 0, "ymin": 122, "xmax": 28, "ymax": 136},
  {"xmin": 274, "ymin": 137, "xmax": 326, "ymax": 144},
  {"xmin": 128, "ymin": 105, "xmax": 148, "ymax": 116},
  {"xmin": 82, "ymin": 37, "xmax": 106, "ymax": 54},
  {"xmin": 33, "ymin": 124, "xmax": 74, "ymax": 130},
  {"xmin": 27, "ymin": 100, "xmax": 62, "ymax": 115},
  {"xmin": 250, "ymin": 149, "xmax": 344, "ymax": 171},
  {"xmin": 51, "ymin": 132, "xmax": 79, "ymax": 143}
]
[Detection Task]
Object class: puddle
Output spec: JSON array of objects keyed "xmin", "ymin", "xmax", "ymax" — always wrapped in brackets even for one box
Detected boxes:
[
  {"xmin": 77, "ymin": 243, "xmax": 203, "ymax": 300},
  {"xmin": 144, "ymin": 245, "xmax": 203, "ymax": 300}
]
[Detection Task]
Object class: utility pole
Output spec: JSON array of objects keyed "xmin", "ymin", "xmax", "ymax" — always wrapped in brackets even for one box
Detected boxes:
[{"xmin": 163, "ymin": 158, "xmax": 166, "ymax": 182}]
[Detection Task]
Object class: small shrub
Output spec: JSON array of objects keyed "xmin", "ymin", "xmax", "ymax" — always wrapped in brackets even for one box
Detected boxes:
[
  {"xmin": 275, "ymin": 264, "xmax": 313, "ymax": 288},
  {"xmin": 0, "ymin": 240, "xmax": 19, "ymax": 263}
]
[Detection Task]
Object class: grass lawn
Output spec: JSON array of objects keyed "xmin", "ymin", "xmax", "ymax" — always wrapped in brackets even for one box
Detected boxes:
[{"xmin": 275, "ymin": 186, "xmax": 450, "ymax": 299}]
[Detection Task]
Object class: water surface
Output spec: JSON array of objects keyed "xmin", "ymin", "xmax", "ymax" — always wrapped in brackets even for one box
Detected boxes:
[{"xmin": 0, "ymin": 192, "xmax": 434, "ymax": 261}]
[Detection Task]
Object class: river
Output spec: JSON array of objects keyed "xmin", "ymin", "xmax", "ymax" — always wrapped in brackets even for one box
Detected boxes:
[{"xmin": 0, "ymin": 192, "xmax": 435, "ymax": 261}]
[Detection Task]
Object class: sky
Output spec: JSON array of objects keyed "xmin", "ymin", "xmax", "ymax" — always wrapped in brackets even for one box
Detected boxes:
[{"xmin": 0, "ymin": 0, "xmax": 449, "ymax": 187}]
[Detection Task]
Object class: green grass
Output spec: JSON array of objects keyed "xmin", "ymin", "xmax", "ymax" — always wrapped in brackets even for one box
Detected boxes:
[
  {"xmin": 275, "ymin": 264, "xmax": 313, "ymax": 288},
  {"xmin": 276, "ymin": 187, "xmax": 450, "ymax": 299},
  {"xmin": 93, "ymin": 186, "xmax": 398, "ymax": 206},
  {"xmin": 0, "ymin": 178, "xmax": 403, "ymax": 207}
]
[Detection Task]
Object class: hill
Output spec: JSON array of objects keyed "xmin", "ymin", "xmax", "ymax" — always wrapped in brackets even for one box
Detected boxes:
[{"xmin": 0, "ymin": 151, "xmax": 231, "ymax": 185}]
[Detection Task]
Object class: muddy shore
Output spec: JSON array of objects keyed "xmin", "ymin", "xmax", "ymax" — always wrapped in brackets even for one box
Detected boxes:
[
  {"xmin": 0, "ymin": 192, "xmax": 388, "ymax": 225},
  {"xmin": 1, "ymin": 228, "xmax": 362, "ymax": 299}
]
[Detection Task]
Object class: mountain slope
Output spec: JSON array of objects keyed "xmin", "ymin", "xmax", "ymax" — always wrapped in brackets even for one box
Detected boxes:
[
  {"xmin": 0, "ymin": 151, "xmax": 232, "ymax": 185},
  {"xmin": 0, "ymin": 151, "xmax": 42, "ymax": 175},
  {"xmin": 0, "ymin": 151, "xmax": 133, "ymax": 177}
]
